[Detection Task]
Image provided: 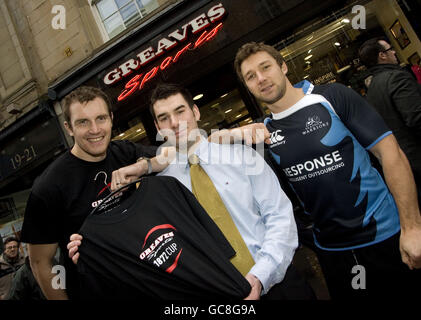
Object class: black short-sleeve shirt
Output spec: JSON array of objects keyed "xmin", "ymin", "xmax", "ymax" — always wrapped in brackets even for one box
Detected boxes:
[
  {"xmin": 77, "ymin": 176, "xmax": 251, "ymax": 299},
  {"xmin": 21, "ymin": 140, "xmax": 157, "ymax": 298}
]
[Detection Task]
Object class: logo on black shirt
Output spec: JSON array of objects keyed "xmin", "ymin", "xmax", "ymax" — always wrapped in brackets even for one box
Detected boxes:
[
  {"xmin": 91, "ymin": 171, "xmax": 123, "ymax": 211},
  {"xmin": 302, "ymin": 116, "xmax": 329, "ymax": 135},
  {"xmin": 269, "ymin": 130, "xmax": 286, "ymax": 147},
  {"xmin": 139, "ymin": 224, "xmax": 182, "ymax": 274}
]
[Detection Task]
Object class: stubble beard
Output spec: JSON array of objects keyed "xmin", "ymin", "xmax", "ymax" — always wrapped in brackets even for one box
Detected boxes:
[{"xmin": 257, "ymin": 82, "xmax": 286, "ymax": 105}]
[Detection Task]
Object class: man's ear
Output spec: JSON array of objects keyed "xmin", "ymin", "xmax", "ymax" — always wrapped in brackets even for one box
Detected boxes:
[
  {"xmin": 154, "ymin": 120, "xmax": 167, "ymax": 141},
  {"xmin": 154, "ymin": 120, "xmax": 159, "ymax": 131},
  {"xmin": 64, "ymin": 121, "xmax": 74, "ymax": 137},
  {"xmin": 281, "ymin": 61, "xmax": 288, "ymax": 75},
  {"xmin": 193, "ymin": 104, "xmax": 201, "ymax": 122},
  {"xmin": 378, "ymin": 51, "xmax": 385, "ymax": 63}
]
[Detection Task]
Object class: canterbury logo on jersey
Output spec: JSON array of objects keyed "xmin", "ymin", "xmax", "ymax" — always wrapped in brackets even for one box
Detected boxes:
[
  {"xmin": 269, "ymin": 130, "xmax": 286, "ymax": 146},
  {"xmin": 139, "ymin": 224, "xmax": 182, "ymax": 274}
]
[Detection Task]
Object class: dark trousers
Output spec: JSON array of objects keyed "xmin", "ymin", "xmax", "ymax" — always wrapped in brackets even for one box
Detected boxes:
[
  {"xmin": 261, "ymin": 265, "xmax": 316, "ymax": 300},
  {"xmin": 315, "ymin": 232, "xmax": 421, "ymax": 299}
]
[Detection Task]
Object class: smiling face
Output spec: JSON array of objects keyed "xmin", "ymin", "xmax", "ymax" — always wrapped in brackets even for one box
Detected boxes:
[
  {"xmin": 64, "ymin": 97, "xmax": 113, "ymax": 162},
  {"xmin": 240, "ymin": 51, "xmax": 289, "ymax": 105},
  {"xmin": 153, "ymin": 93, "xmax": 201, "ymax": 150}
]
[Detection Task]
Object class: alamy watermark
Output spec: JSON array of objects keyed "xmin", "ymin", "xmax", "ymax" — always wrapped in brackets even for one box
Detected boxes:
[
  {"xmin": 51, "ymin": 265, "xmax": 66, "ymax": 290},
  {"xmin": 155, "ymin": 122, "xmax": 267, "ymax": 176},
  {"xmin": 50, "ymin": 4, "xmax": 367, "ymax": 31},
  {"xmin": 351, "ymin": 264, "xmax": 366, "ymax": 290},
  {"xmin": 351, "ymin": 5, "xmax": 366, "ymax": 30},
  {"xmin": 51, "ymin": 5, "xmax": 66, "ymax": 30}
]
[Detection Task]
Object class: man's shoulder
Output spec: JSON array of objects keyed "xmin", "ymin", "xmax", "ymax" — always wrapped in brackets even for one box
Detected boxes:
[
  {"xmin": 312, "ymin": 82, "xmax": 349, "ymax": 97},
  {"xmin": 32, "ymin": 151, "xmax": 75, "ymax": 191},
  {"xmin": 207, "ymin": 140, "xmax": 260, "ymax": 165},
  {"xmin": 0, "ymin": 255, "xmax": 7, "ymax": 268},
  {"xmin": 37, "ymin": 151, "xmax": 71, "ymax": 176},
  {"xmin": 370, "ymin": 65, "xmax": 406, "ymax": 82},
  {"xmin": 207, "ymin": 139, "xmax": 248, "ymax": 152},
  {"xmin": 368, "ymin": 66, "xmax": 416, "ymax": 98},
  {"xmin": 108, "ymin": 140, "xmax": 158, "ymax": 159},
  {"xmin": 108, "ymin": 140, "xmax": 134, "ymax": 152}
]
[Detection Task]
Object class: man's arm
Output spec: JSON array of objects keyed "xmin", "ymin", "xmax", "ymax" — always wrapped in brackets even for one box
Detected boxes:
[
  {"xmin": 370, "ymin": 134, "xmax": 421, "ymax": 269},
  {"xmin": 28, "ymin": 243, "xmax": 68, "ymax": 300},
  {"xmin": 111, "ymin": 146, "xmax": 176, "ymax": 190},
  {"xmin": 208, "ymin": 123, "xmax": 271, "ymax": 145},
  {"xmin": 390, "ymin": 71, "xmax": 421, "ymax": 134},
  {"xmin": 244, "ymin": 146, "xmax": 298, "ymax": 294}
]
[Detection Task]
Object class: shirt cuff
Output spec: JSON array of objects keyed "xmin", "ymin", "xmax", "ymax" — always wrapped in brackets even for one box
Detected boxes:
[{"xmin": 249, "ymin": 256, "xmax": 287, "ymax": 295}]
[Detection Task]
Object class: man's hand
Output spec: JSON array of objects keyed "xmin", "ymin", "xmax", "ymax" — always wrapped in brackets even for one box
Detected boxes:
[
  {"xmin": 208, "ymin": 123, "xmax": 271, "ymax": 145},
  {"xmin": 370, "ymin": 135, "xmax": 421, "ymax": 269},
  {"xmin": 155, "ymin": 146, "xmax": 176, "ymax": 166},
  {"xmin": 111, "ymin": 147, "xmax": 176, "ymax": 191},
  {"xmin": 67, "ymin": 234, "xmax": 83, "ymax": 265},
  {"xmin": 400, "ymin": 226, "xmax": 421, "ymax": 269},
  {"xmin": 243, "ymin": 273, "xmax": 262, "ymax": 300},
  {"xmin": 111, "ymin": 162, "xmax": 145, "ymax": 191}
]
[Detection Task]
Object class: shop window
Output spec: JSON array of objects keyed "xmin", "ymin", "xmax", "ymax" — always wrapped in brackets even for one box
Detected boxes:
[
  {"xmin": 0, "ymin": 189, "xmax": 29, "ymax": 248},
  {"xmin": 0, "ymin": 198, "xmax": 17, "ymax": 225},
  {"xmin": 197, "ymin": 89, "xmax": 252, "ymax": 135},
  {"xmin": 0, "ymin": 189, "xmax": 29, "ymax": 224},
  {"xmin": 262, "ymin": 1, "xmax": 388, "ymax": 105},
  {"xmin": 94, "ymin": 0, "xmax": 160, "ymax": 39},
  {"xmin": 112, "ymin": 118, "xmax": 148, "ymax": 143}
]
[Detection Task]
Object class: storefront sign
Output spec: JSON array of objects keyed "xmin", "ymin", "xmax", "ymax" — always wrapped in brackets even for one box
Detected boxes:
[
  {"xmin": 102, "ymin": 3, "xmax": 227, "ymax": 102},
  {"xmin": 313, "ymin": 72, "xmax": 336, "ymax": 85},
  {"xmin": 0, "ymin": 119, "xmax": 64, "ymax": 181}
]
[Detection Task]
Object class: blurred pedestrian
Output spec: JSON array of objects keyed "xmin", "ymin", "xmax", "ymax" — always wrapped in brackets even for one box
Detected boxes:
[
  {"xmin": 0, "ymin": 237, "xmax": 25, "ymax": 299},
  {"xmin": 359, "ymin": 37, "xmax": 421, "ymax": 200},
  {"xmin": 7, "ymin": 256, "xmax": 45, "ymax": 300}
]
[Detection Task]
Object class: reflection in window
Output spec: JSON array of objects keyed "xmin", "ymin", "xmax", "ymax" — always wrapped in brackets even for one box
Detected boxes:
[
  {"xmin": 95, "ymin": 0, "xmax": 160, "ymax": 39},
  {"xmin": 0, "ymin": 189, "xmax": 30, "ymax": 225},
  {"xmin": 198, "ymin": 90, "xmax": 251, "ymax": 135},
  {"xmin": 112, "ymin": 119, "xmax": 148, "ymax": 143}
]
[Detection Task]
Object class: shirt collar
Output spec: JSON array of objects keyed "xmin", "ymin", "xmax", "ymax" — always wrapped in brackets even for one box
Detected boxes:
[
  {"xmin": 171, "ymin": 135, "xmax": 210, "ymax": 168},
  {"xmin": 294, "ymin": 79, "xmax": 314, "ymax": 94},
  {"xmin": 271, "ymin": 80, "xmax": 314, "ymax": 120}
]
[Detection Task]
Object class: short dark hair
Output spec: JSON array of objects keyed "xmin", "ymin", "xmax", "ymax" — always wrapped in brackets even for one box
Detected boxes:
[
  {"xmin": 234, "ymin": 42, "xmax": 285, "ymax": 83},
  {"xmin": 4, "ymin": 237, "xmax": 19, "ymax": 246},
  {"xmin": 149, "ymin": 83, "xmax": 194, "ymax": 120},
  {"xmin": 359, "ymin": 37, "xmax": 388, "ymax": 67},
  {"xmin": 61, "ymin": 86, "xmax": 112, "ymax": 126}
]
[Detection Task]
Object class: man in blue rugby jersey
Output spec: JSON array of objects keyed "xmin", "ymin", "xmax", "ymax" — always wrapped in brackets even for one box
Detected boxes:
[{"xmin": 230, "ymin": 42, "xmax": 421, "ymax": 299}]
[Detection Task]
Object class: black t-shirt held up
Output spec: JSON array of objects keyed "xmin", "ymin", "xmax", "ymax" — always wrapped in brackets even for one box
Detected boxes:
[{"xmin": 77, "ymin": 176, "xmax": 251, "ymax": 300}]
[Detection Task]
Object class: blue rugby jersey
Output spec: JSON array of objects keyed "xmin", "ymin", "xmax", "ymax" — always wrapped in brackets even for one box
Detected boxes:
[{"xmin": 265, "ymin": 80, "xmax": 400, "ymax": 250}]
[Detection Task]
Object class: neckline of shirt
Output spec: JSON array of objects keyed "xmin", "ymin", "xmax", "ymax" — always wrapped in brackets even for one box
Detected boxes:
[
  {"xmin": 83, "ymin": 177, "xmax": 149, "ymax": 225},
  {"xmin": 170, "ymin": 136, "xmax": 210, "ymax": 168},
  {"xmin": 271, "ymin": 94, "xmax": 318, "ymax": 120}
]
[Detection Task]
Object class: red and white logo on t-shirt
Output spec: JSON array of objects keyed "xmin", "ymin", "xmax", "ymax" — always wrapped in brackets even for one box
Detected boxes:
[{"xmin": 139, "ymin": 224, "xmax": 182, "ymax": 273}]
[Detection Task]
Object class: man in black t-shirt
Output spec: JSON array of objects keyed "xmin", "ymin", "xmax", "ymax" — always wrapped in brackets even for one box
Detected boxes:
[{"xmin": 20, "ymin": 86, "xmax": 167, "ymax": 300}]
